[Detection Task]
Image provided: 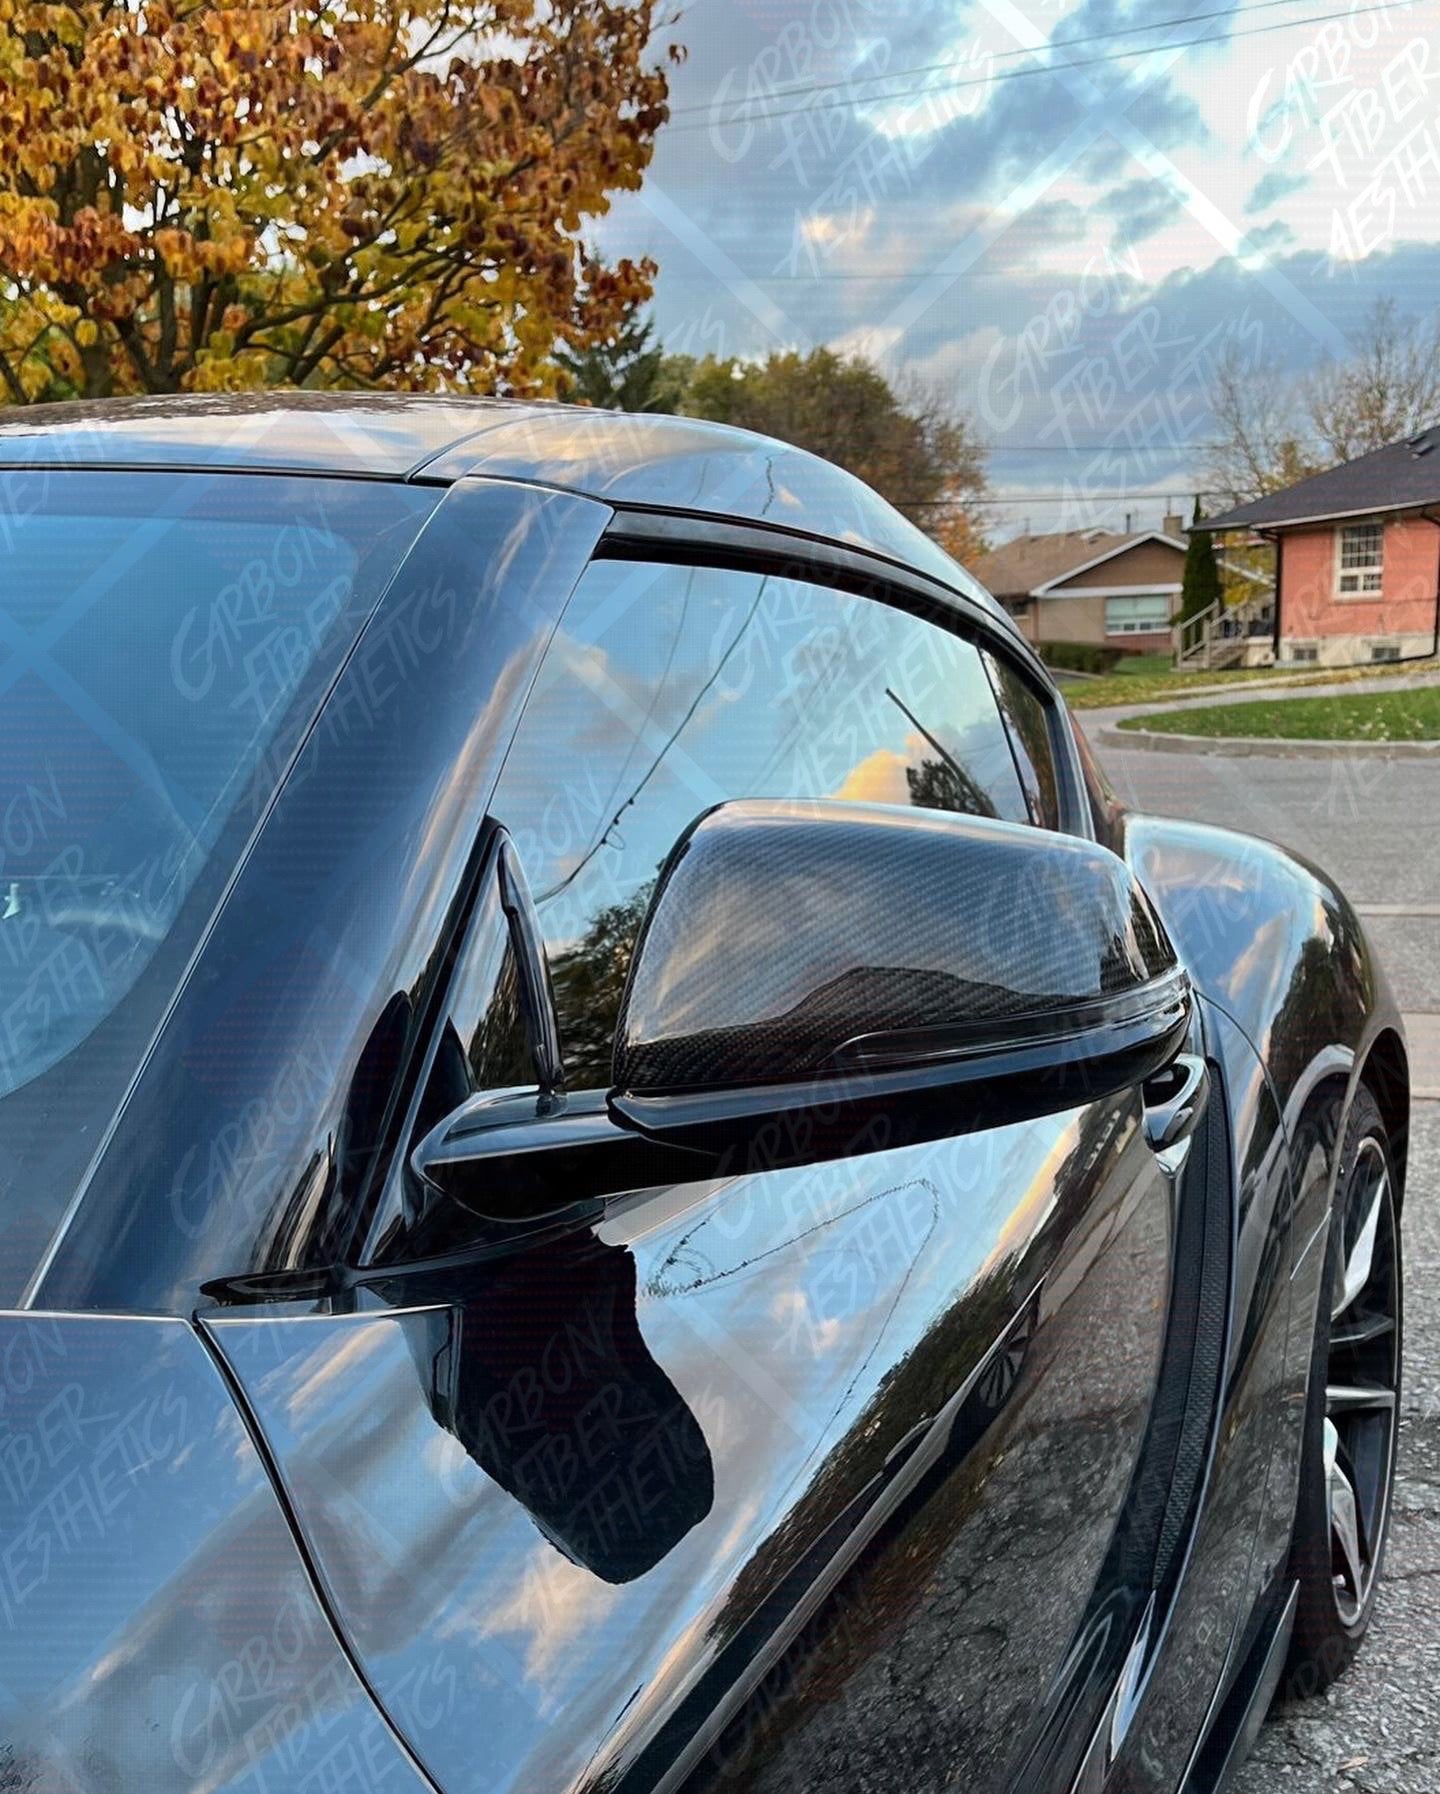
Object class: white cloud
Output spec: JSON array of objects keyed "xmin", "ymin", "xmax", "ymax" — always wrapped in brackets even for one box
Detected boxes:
[{"xmin": 593, "ymin": 0, "xmax": 1440, "ymax": 538}]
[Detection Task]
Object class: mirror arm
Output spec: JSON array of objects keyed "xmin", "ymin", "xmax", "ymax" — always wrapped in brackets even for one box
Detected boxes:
[
  {"xmin": 413, "ymin": 1089, "xmax": 719, "ymax": 1220},
  {"xmin": 411, "ymin": 982, "xmax": 1192, "ymax": 1224},
  {"xmin": 612, "ymin": 988, "xmax": 1192, "ymax": 1167}
]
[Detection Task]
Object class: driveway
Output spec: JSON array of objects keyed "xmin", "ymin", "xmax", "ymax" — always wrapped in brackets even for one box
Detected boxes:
[
  {"xmin": 1097, "ymin": 745, "xmax": 1440, "ymax": 1093},
  {"xmin": 1098, "ymin": 741, "xmax": 1440, "ymax": 1791}
]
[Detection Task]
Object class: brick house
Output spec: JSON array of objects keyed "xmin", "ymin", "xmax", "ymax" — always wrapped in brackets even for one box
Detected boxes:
[
  {"xmin": 971, "ymin": 518, "xmax": 1190, "ymax": 656},
  {"xmin": 1198, "ymin": 429, "xmax": 1440, "ymax": 667}
]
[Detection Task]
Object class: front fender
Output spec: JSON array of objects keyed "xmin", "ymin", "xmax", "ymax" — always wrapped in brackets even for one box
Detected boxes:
[
  {"xmin": 1110, "ymin": 812, "xmax": 1408, "ymax": 1759},
  {"xmin": 1118, "ymin": 817, "xmax": 1406, "ymax": 1200},
  {"xmin": 1124, "ymin": 815, "xmax": 1395, "ymax": 1079}
]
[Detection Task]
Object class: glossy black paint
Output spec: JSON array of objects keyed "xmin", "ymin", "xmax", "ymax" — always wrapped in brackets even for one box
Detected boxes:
[
  {"xmin": 208, "ymin": 1084, "xmax": 1172, "ymax": 1794},
  {"xmin": 0, "ymin": 393, "xmax": 1010, "ymax": 629},
  {"xmin": 0, "ymin": 389, "xmax": 532, "ymax": 477},
  {"xmin": 0, "ymin": 396, "xmax": 1407, "ymax": 1794},
  {"xmin": 1109, "ymin": 813, "xmax": 1408, "ymax": 1789},
  {"xmin": 1075, "ymin": 777, "xmax": 1407, "ymax": 1789},
  {"xmin": 0, "ymin": 1312, "xmax": 431, "ymax": 1792},
  {"xmin": 421, "ymin": 407, "xmax": 995, "ymax": 603},
  {"xmin": 1106, "ymin": 998, "xmax": 1291, "ymax": 1793}
]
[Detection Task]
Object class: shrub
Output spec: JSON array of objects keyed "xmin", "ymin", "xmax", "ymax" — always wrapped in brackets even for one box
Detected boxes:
[{"xmin": 1038, "ymin": 642, "xmax": 1125, "ymax": 675}]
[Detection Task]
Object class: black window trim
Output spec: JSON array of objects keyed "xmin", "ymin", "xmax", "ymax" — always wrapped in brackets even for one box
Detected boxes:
[{"xmin": 597, "ymin": 506, "xmax": 1094, "ymax": 841}]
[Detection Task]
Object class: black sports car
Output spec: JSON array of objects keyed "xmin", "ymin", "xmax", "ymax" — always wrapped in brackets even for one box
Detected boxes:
[{"xmin": 0, "ymin": 394, "xmax": 1405, "ymax": 1794}]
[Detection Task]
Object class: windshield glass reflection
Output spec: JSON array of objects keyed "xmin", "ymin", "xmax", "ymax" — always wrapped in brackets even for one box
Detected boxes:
[{"xmin": 0, "ymin": 472, "xmax": 435, "ymax": 1303}]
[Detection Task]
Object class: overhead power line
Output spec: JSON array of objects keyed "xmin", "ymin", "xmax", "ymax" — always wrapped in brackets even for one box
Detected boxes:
[
  {"xmin": 666, "ymin": 0, "xmax": 1318, "ymax": 122},
  {"xmin": 649, "ymin": 268, "xmax": 1440, "ymax": 285},
  {"xmin": 650, "ymin": 270, "xmax": 1210, "ymax": 281},
  {"xmin": 662, "ymin": 0, "xmax": 1406, "ymax": 135},
  {"xmin": 981, "ymin": 441, "xmax": 1328, "ymax": 453},
  {"xmin": 903, "ymin": 491, "xmax": 1232, "ymax": 506}
]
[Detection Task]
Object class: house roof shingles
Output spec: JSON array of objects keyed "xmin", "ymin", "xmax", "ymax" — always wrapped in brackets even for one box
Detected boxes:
[
  {"xmin": 969, "ymin": 528, "xmax": 1176, "ymax": 599},
  {"xmin": 1198, "ymin": 425, "xmax": 1440, "ymax": 532}
]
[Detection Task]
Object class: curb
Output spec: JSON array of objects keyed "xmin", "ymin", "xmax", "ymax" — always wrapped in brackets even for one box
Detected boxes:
[{"xmin": 1097, "ymin": 726, "xmax": 1440, "ymax": 759}]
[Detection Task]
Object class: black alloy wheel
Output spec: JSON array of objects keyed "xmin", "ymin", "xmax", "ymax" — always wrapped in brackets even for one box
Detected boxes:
[{"xmin": 1283, "ymin": 1086, "xmax": 1402, "ymax": 1697}]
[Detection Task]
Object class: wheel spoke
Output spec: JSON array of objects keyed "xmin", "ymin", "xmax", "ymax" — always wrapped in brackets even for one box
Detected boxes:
[
  {"xmin": 1324, "ymin": 1419, "xmax": 1370, "ymax": 1612},
  {"xmin": 1316, "ymin": 1132, "xmax": 1398, "ymax": 1633},
  {"xmin": 1330, "ymin": 1310, "xmax": 1396, "ymax": 1352},
  {"xmin": 1326, "ymin": 1381, "xmax": 1398, "ymax": 1417},
  {"xmin": 1333, "ymin": 1151, "xmax": 1388, "ymax": 1319},
  {"xmin": 1330, "ymin": 1467, "xmax": 1366, "ymax": 1600}
]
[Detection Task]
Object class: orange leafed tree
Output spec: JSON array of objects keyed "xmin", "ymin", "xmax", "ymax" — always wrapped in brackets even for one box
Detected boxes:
[{"xmin": 0, "ymin": 0, "xmax": 676, "ymax": 401}]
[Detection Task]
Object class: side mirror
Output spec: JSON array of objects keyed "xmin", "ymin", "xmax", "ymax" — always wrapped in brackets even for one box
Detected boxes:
[
  {"xmin": 413, "ymin": 801, "xmax": 1189, "ymax": 1220},
  {"xmin": 608, "ymin": 799, "xmax": 1190, "ymax": 1156}
]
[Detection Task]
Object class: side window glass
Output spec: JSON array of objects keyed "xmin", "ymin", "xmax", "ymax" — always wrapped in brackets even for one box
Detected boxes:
[
  {"xmin": 492, "ymin": 560, "xmax": 1030, "ymax": 1089},
  {"xmin": 1071, "ymin": 718, "xmax": 1127, "ymax": 850},
  {"xmin": 983, "ymin": 652, "xmax": 1063, "ymax": 831},
  {"xmin": 410, "ymin": 873, "xmax": 534, "ymax": 1145},
  {"xmin": 380, "ymin": 851, "xmax": 548, "ymax": 1262}
]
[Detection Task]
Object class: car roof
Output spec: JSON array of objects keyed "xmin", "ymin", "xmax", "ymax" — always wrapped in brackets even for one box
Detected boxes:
[
  {"xmin": 0, "ymin": 392, "xmax": 1001, "ymax": 616},
  {"xmin": 0, "ymin": 391, "xmax": 525, "ymax": 478}
]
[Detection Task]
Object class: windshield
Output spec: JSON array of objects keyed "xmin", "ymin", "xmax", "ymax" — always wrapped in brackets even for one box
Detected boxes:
[{"xmin": 0, "ymin": 470, "xmax": 437, "ymax": 1303}]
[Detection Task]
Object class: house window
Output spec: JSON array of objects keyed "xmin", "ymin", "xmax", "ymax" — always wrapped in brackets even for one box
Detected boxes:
[
  {"xmin": 1337, "ymin": 522, "xmax": 1383, "ymax": 595},
  {"xmin": 1105, "ymin": 594, "xmax": 1171, "ymax": 636}
]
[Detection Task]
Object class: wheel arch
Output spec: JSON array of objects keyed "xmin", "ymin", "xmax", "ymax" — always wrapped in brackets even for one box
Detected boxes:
[{"xmin": 1359, "ymin": 1026, "xmax": 1409, "ymax": 1208}]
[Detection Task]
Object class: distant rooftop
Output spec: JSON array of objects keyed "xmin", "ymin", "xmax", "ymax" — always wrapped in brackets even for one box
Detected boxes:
[{"xmin": 970, "ymin": 524, "xmax": 1183, "ymax": 599}]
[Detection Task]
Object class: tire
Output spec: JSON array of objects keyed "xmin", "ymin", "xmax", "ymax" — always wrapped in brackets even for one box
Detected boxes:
[{"xmin": 1281, "ymin": 1085, "xmax": 1402, "ymax": 1700}]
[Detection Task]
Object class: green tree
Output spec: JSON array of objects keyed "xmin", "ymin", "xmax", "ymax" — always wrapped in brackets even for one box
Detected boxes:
[
  {"xmin": 1179, "ymin": 500, "xmax": 1223, "ymax": 622},
  {"xmin": 556, "ymin": 314, "xmax": 690, "ymax": 413},
  {"xmin": 678, "ymin": 348, "xmax": 987, "ymax": 549},
  {"xmin": 548, "ymin": 885, "xmax": 654, "ymax": 1089}
]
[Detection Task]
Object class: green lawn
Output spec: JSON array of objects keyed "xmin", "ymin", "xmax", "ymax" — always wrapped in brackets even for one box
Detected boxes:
[
  {"xmin": 1111, "ymin": 652, "xmax": 1175, "ymax": 677},
  {"xmin": 1067, "ymin": 663, "xmax": 1306, "ymax": 710},
  {"xmin": 1118, "ymin": 684, "xmax": 1440, "ymax": 742},
  {"xmin": 1065, "ymin": 653, "xmax": 1439, "ymax": 712}
]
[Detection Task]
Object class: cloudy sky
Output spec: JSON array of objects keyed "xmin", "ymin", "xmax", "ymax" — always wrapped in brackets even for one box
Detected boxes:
[{"xmin": 594, "ymin": 0, "xmax": 1440, "ymax": 537}]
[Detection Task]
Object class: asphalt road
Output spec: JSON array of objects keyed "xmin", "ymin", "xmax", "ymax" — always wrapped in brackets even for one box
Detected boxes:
[{"xmin": 1098, "ymin": 743, "xmax": 1440, "ymax": 1792}]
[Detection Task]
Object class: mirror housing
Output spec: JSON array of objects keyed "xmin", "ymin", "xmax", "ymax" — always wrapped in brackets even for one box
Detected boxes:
[
  {"xmin": 609, "ymin": 799, "xmax": 1189, "ymax": 1153},
  {"xmin": 412, "ymin": 799, "xmax": 1191, "ymax": 1224}
]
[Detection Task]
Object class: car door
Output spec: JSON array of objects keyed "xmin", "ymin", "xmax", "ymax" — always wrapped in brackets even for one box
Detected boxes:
[{"xmin": 205, "ymin": 538, "xmax": 1202, "ymax": 1794}]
